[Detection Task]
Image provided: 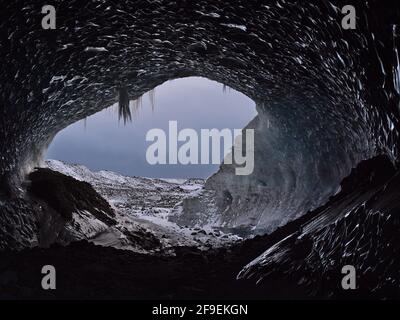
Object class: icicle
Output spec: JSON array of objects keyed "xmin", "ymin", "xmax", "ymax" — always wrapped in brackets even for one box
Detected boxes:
[
  {"xmin": 148, "ymin": 88, "xmax": 156, "ymax": 112},
  {"xmin": 118, "ymin": 86, "xmax": 132, "ymax": 125},
  {"xmin": 222, "ymin": 84, "xmax": 231, "ymax": 93},
  {"xmin": 130, "ymin": 95, "xmax": 143, "ymax": 118}
]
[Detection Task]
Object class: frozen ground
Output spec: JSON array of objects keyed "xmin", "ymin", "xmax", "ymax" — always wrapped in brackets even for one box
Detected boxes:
[{"xmin": 44, "ymin": 160, "xmax": 242, "ymax": 253}]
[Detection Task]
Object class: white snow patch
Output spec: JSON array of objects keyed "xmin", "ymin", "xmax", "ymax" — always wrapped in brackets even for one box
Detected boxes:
[{"xmin": 44, "ymin": 160, "xmax": 241, "ymax": 253}]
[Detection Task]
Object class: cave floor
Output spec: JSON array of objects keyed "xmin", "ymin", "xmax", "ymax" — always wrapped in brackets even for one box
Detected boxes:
[{"xmin": 0, "ymin": 236, "xmax": 290, "ymax": 300}]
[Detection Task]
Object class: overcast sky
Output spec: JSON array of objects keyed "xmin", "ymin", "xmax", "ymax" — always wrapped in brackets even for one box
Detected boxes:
[{"xmin": 46, "ymin": 77, "xmax": 257, "ymax": 179}]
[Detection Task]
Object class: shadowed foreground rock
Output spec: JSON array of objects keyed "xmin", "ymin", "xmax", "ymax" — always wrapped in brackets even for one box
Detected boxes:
[
  {"xmin": 28, "ymin": 168, "xmax": 117, "ymax": 248},
  {"xmin": 29, "ymin": 168, "xmax": 116, "ymax": 224}
]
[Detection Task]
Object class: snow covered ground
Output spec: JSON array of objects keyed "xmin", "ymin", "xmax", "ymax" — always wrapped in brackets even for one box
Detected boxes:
[{"xmin": 44, "ymin": 160, "xmax": 242, "ymax": 253}]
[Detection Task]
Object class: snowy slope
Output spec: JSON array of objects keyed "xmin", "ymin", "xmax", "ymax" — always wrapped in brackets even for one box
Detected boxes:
[{"xmin": 45, "ymin": 160, "xmax": 241, "ymax": 253}]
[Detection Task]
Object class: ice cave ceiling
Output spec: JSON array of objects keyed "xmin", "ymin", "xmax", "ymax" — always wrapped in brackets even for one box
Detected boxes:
[{"xmin": 1, "ymin": 0, "xmax": 400, "ymax": 243}]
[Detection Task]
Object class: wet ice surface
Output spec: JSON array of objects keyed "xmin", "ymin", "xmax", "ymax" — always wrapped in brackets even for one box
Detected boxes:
[{"xmin": 45, "ymin": 160, "xmax": 242, "ymax": 253}]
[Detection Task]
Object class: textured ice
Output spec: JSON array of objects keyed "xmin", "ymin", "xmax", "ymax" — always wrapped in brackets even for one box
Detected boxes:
[{"xmin": 1, "ymin": 0, "xmax": 400, "ymax": 247}]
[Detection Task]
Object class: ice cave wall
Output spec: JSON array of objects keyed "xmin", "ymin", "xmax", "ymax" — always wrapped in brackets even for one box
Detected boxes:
[{"xmin": 1, "ymin": 0, "xmax": 400, "ymax": 246}]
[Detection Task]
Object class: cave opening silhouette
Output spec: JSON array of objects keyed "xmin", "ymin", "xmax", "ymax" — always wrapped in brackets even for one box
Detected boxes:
[{"xmin": 45, "ymin": 76, "xmax": 258, "ymax": 180}]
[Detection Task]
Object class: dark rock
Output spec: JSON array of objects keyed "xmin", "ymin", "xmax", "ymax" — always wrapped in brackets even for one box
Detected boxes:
[{"xmin": 28, "ymin": 168, "xmax": 116, "ymax": 226}]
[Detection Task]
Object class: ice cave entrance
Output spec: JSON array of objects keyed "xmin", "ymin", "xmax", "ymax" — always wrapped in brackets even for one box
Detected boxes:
[{"xmin": 46, "ymin": 77, "xmax": 257, "ymax": 179}]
